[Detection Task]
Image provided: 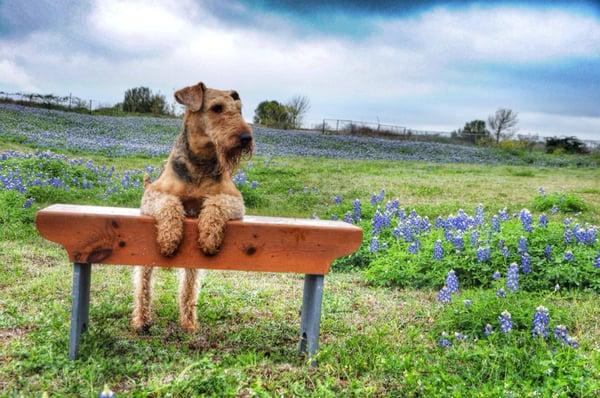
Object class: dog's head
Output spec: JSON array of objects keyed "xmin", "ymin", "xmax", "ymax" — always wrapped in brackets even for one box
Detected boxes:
[{"xmin": 175, "ymin": 82, "xmax": 253, "ymax": 172}]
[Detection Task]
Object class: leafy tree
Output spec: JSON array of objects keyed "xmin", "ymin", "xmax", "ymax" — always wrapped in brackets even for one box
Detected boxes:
[
  {"xmin": 488, "ymin": 108, "xmax": 519, "ymax": 143},
  {"xmin": 253, "ymin": 100, "xmax": 292, "ymax": 129},
  {"xmin": 123, "ymin": 87, "xmax": 169, "ymax": 115},
  {"xmin": 545, "ymin": 136, "xmax": 588, "ymax": 154},
  {"xmin": 452, "ymin": 119, "xmax": 490, "ymax": 144}
]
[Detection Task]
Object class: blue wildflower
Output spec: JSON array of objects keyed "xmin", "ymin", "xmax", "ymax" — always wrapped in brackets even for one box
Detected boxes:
[
  {"xmin": 352, "ymin": 199, "xmax": 362, "ymax": 222},
  {"xmin": 463, "ymin": 299, "xmax": 472, "ymax": 307},
  {"xmin": 454, "ymin": 332, "xmax": 467, "ymax": 341},
  {"xmin": 491, "ymin": 215, "xmax": 500, "ymax": 232},
  {"xmin": 470, "ymin": 231, "xmax": 479, "ymax": 247},
  {"xmin": 518, "ymin": 237, "xmax": 528, "ymax": 253},
  {"xmin": 477, "ymin": 246, "xmax": 491, "ymax": 263},
  {"xmin": 475, "ymin": 204, "xmax": 484, "ymax": 226},
  {"xmin": 498, "ymin": 311, "xmax": 513, "ymax": 333},
  {"xmin": 521, "ymin": 253, "xmax": 531, "ymax": 273},
  {"xmin": 532, "ymin": 306, "xmax": 550, "ymax": 338},
  {"xmin": 501, "ymin": 246, "xmax": 510, "ymax": 258},
  {"xmin": 451, "ymin": 234, "xmax": 464, "ymax": 251},
  {"xmin": 99, "ymin": 385, "xmax": 116, "ymax": 398},
  {"xmin": 22, "ymin": 197, "xmax": 34, "ymax": 208},
  {"xmin": 437, "ymin": 286, "xmax": 452, "ymax": 304},
  {"xmin": 408, "ymin": 240, "xmax": 421, "ymax": 254},
  {"xmin": 343, "ymin": 212, "xmax": 353, "ymax": 224},
  {"xmin": 519, "ymin": 209, "xmax": 533, "ymax": 232},
  {"xmin": 492, "ymin": 271, "xmax": 501, "ymax": 280},
  {"xmin": 506, "ymin": 263, "xmax": 519, "ymax": 292},
  {"xmin": 594, "ymin": 252, "xmax": 600, "ymax": 268},
  {"xmin": 554, "ymin": 325, "xmax": 578, "ymax": 348},
  {"xmin": 250, "ymin": 181, "xmax": 258, "ymax": 189},
  {"xmin": 538, "ymin": 214, "xmax": 548, "ymax": 228},
  {"xmin": 538, "ymin": 187, "xmax": 546, "ymax": 197},
  {"xmin": 370, "ymin": 189, "xmax": 385, "ymax": 205},
  {"xmin": 544, "ymin": 245, "xmax": 553, "ymax": 261},
  {"xmin": 446, "ymin": 270, "xmax": 459, "ymax": 293},
  {"xmin": 433, "ymin": 240, "xmax": 444, "ymax": 261},
  {"xmin": 438, "ymin": 332, "xmax": 452, "ymax": 348},
  {"xmin": 551, "ymin": 205, "xmax": 559, "ymax": 214},
  {"xmin": 496, "ymin": 288, "xmax": 506, "ymax": 298},
  {"xmin": 333, "ymin": 195, "xmax": 342, "ymax": 205},
  {"xmin": 484, "ymin": 323, "xmax": 494, "ymax": 336},
  {"xmin": 369, "ymin": 237, "xmax": 380, "ymax": 253},
  {"xmin": 564, "ymin": 251, "xmax": 574, "ymax": 262}
]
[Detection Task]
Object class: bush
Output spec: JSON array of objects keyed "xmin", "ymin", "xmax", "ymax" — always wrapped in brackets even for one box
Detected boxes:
[
  {"xmin": 545, "ymin": 136, "xmax": 589, "ymax": 154},
  {"xmin": 533, "ymin": 192, "xmax": 587, "ymax": 213},
  {"xmin": 123, "ymin": 87, "xmax": 171, "ymax": 115}
]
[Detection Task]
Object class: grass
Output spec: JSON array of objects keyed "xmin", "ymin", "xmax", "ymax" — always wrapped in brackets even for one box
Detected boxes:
[{"xmin": 1, "ymin": 138, "xmax": 600, "ymax": 395}]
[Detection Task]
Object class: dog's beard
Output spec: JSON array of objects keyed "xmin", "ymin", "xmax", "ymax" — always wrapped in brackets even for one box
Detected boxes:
[{"xmin": 217, "ymin": 143, "xmax": 253, "ymax": 174}]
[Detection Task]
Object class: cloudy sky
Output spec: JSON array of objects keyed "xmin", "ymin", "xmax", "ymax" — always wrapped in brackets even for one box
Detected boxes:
[{"xmin": 1, "ymin": 0, "xmax": 599, "ymax": 139}]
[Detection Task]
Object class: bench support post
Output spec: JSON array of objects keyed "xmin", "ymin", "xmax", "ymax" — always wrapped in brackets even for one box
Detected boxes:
[
  {"xmin": 69, "ymin": 262, "xmax": 91, "ymax": 360},
  {"xmin": 299, "ymin": 274, "xmax": 324, "ymax": 365}
]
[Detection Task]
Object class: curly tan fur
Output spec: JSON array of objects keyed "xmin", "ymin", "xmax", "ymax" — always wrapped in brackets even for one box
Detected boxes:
[{"xmin": 132, "ymin": 81, "xmax": 252, "ymax": 332}]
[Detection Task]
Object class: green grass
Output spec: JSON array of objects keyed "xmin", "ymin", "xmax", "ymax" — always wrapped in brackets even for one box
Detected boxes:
[{"xmin": 1, "ymin": 140, "xmax": 600, "ymax": 396}]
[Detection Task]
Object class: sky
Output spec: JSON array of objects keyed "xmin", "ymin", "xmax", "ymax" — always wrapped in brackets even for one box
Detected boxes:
[{"xmin": 0, "ymin": 0, "xmax": 599, "ymax": 139}]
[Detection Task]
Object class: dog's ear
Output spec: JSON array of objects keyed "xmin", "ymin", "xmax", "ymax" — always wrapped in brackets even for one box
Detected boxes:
[{"xmin": 174, "ymin": 82, "xmax": 206, "ymax": 112}]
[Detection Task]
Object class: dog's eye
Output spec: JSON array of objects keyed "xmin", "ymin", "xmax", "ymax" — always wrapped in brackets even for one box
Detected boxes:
[
  {"xmin": 210, "ymin": 104, "xmax": 223, "ymax": 113},
  {"xmin": 230, "ymin": 91, "xmax": 240, "ymax": 101}
]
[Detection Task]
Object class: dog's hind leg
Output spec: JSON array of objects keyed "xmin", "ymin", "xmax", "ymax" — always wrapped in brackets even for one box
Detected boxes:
[
  {"xmin": 141, "ymin": 189, "xmax": 185, "ymax": 257},
  {"xmin": 178, "ymin": 268, "xmax": 205, "ymax": 331},
  {"xmin": 197, "ymin": 193, "xmax": 245, "ymax": 255},
  {"xmin": 132, "ymin": 266, "xmax": 154, "ymax": 332}
]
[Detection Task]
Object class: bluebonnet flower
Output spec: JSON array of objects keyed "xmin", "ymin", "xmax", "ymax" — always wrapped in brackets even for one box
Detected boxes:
[
  {"xmin": 594, "ymin": 251, "xmax": 600, "ymax": 268},
  {"xmin": 564, "ymin": 251, "xmax": 574, "ymax": 262},
  {"xmin": 538, "ymin": 214, "xmax": 548, "ymax": 228},
  {"xmin": 408, "ymin": 240, "xmax": 421, "ymax": 254},
  {"xmin": 532, "ymin": 306, "xmax": 550, "ymax": 338},
  {"xmin": 501, "ymin": 246, "xmax": 510, "ymax": 258},
  {"xmin": 372, "ymin": 209, "xmax": 391, "ymax": 235},
  {"xmin": 484, "ymin": 323, "xmax": 494, "ymax": 336},
  {"xmin": 330, "ymin": 214, "xmax": 339, "ymax": 221},
  {"xmin": 519, "ymin": 209, "xmax": 533, "ymax": 232},
  {"xmin": 496, "ymin": 288, "xmax": 506, "ymax": 298},
  {"xmin": 498, "ymin": 311, "xmax": 513, "ymax": 333},
  {"xmin": 554, "ymin": 325, "xmax": 578, "ymax": 348},
  {"xmin": 492, "ymin": 271, "xmax": 501, "ymax": 280},
  {"xmin": 352, "ymin": 199, "xmax": 362, "ymax": 222},
  {"xmin": 343, "ymin": 212, "xmax": 353, "ymax": 224},
  {"xmin": 233, "ymin": 171, "xmax": 247, "ymax": 185},
  {"xmin": 433, "ymin": 240, "xmax": 444, "ymax": 261},
  {"xmin": 99, "ymin": 385, "xmax": 115, "ymax": 398},
  {"xmin": 498, "ymin": 208, "xmax": 510, "ymax": 221},
  {"xmin": 369, "ymin": 237, "xmax": 380, "ymax": 253},
  {"xmin": 437, "ymin": 286, "xmax": 452, "ymax": 304},
  {"xmin": 250, "ymin": 181, "xmax": 258, "ymax": 189},
  {"xmin": 538, "ymin": 187, "xmax": 546, "ymax": 197},
  {"xmin": 333, "ymin": 195, "xmax": 342, "ymax": 205},
  {"xmin": 438, "ymin": 332, "xmax": 452, "ymax": 348},
  {"xmin": 544, "ymin": 245, "xmax": 553, "ymax": 261},
  {"xmin": 370, "ymin": 189, "xmax": 385, "ymax": 205},
  {"xmin": 521, "ymin": 253, "xmax": 531, "ymax": 273},
  {"xmin": 22, "ymin": 198, "xmax": 34, "ymax": 208},
  {"xmin": 451, "ymin": 234, "xmax": 464, "ymax": 251},
  {"xmin": 573, "ymin": 225, "xmax": 597, "ymax": 245},
  {"xmin": 506, "ymin": 263, "xmax": 519, "ymax": 292},
  {"xmin": 463, "ymin": 299, "xmax": 472, "ymax": 307},
  {"xmin": 385, "ymin": 199, "xmax": 399, "ymax": 214},
  {"xmin": 491, "ymin": 215, "xmax": 500, "ymax": 232},
  {"xmin": 474, "ymin": 204, "xmax": 484, "ymax": 226},
  {"xmin": 446, "ymin": 270, "xmax": 459, "ymax": 293},
  {"xmin": 477, "ymin": 246, "xmax": 491, "ymax": 263},
  {"xmin": 498, "ymin": 239, "xmax": 505, "ymax": 248},
  {"xmin": 518, "ymin": 237, "xmax": 528, "ymax": 253},
  {"xmin": 470, "ymin": 231, "xmax": 479, "ymax": 247},
  {"xmin": 550, "ymin": 205, "xmax": 559, "ymax": 214},
  {"xmin": 454, "ymin": 332, "xmax": 467, "ymax": 341}
]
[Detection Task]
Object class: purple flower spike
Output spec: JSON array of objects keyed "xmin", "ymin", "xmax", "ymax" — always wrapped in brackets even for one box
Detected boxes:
[
  {"xmin": 499, "ymin": 311, "xmax": 512, "ymax": 333},
  {"xmin": 445, "ymin": 270, "xmax": 459, "ymax": 293},
  {"xmin": 532, "ymin": 306, "xmax": 550, "ymax": 338}
]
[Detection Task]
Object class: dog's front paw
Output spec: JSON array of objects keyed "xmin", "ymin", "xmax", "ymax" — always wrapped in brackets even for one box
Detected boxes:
[
  {"xmin": 157, "ymin": 238, "xmax": 181, "ymax": 257},
  {"xmin": 198, "ymin": 229, "xmax": 223, "ymax": 256},
  {"xmin": 156, "ymin": 224, "xmax": 184, "ymax": 257}
]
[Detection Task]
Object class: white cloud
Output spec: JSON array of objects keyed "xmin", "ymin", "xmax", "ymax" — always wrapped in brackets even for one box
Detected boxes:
[{"xmin": 0, "ymin": 59, "xmax": 37, "ymax": 91}]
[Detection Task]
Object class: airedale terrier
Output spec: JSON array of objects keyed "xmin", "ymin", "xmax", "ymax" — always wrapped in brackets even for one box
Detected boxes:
[{"xmin": 132, "ymin": 82, "xmax": 253, "ymax": 332}]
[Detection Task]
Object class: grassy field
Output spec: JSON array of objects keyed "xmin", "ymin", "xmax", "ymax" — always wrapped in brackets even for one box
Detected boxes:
[{"xmin": 1, "ymin": 107, "xmax": 599, "ymax": 396}]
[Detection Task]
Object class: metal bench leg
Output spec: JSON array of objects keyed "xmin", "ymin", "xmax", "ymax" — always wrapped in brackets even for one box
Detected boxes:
[
  {"xmin": 299, "ymin": 274, "xmax": 324, "ymax": 366},
  {"xmin": 69, "ymin": 262, "xmax": 91, "ymax": 360}
]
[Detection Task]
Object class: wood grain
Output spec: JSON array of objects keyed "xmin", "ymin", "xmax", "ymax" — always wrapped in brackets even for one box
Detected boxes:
[{"xmin": 36, "ymin": 204, "xmax": 363, "ymax": 274}]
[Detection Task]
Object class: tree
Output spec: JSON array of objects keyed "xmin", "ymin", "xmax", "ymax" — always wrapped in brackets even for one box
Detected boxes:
[
  {"xmin": 452, "ymin": 119, "xmax": 490, "ymax": 144},
  {"xmin": 286, "ymin": 95, "xmax": 310, "ymax": 129},
  {"xmin": 253, "ymin": 100, "xmax": 292, "ymax": 129},
  {"xmin": 123, "ymin": 87, "xmax": 169, "ymax": 115},
  {"xmin": 488, "ymin": 108, "xmax": 519, "ymax": 144},
  {"xmin": 545, "ymin": 136, "xmax": 588, "ymax": 154}
]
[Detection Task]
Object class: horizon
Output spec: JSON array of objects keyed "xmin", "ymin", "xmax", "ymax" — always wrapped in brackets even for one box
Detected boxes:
[{"xmin": 1, "ymin": 0, "xmax": 599, "ymax": 140}]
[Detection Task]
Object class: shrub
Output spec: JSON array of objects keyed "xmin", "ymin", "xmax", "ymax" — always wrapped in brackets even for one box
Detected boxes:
[
  {"xmin": 545, "ymin": 136, "xmax": 589, "ymax": 154},
  {"xmin": 533, "ymin": 192, "xmax": 587, "ymax": 213}
]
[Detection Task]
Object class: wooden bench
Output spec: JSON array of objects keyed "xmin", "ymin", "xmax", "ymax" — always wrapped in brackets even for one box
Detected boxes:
[{"xmin": 36, "ymin": 204, "xmax": 362, "ymax": 362}]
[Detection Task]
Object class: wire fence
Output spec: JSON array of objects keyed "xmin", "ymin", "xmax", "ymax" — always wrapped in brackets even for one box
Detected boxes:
[
  {"xmin": 319, "ymin": 118, "xmax": 600, "ymax": 150},
  {"xmin": 0, "ymin": 91, "xmax": 116, "ymax": 113}
]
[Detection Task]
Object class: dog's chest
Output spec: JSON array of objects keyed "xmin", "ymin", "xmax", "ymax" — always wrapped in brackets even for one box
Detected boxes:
[{"xmin": 182, "ymin": 198, "xmax": 202, "ymax": 217}]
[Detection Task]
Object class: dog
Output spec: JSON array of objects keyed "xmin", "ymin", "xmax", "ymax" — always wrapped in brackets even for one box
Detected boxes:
[{"xmin": 132, "ymin": 82, "xmax": 253, "ymax": 332}]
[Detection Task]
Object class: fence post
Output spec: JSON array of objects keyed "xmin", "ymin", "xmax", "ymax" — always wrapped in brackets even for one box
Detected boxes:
[
  {"xmin": 336, "ymin": 120, "xmax": 339, "ymax": 134},
  {"xmin": 89, "ymin": 100, "xmax": 92, "ymax": 114},
  {"xmin": 69, "ymin": 93, "xmax": 72, "ymax": 109},
  {"xmin": 322, "ymin": 119, "xmax": 325, "ymax": 134}
]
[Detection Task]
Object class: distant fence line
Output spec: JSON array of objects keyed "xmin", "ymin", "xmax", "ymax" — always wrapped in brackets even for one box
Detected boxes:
[
  {"xmin": 320, "ymin": 118, "xmax": 600, "ymax": 150},
  {"xmin": 0, "ymin": 91, "xmax": 113, "ymax": 112}
]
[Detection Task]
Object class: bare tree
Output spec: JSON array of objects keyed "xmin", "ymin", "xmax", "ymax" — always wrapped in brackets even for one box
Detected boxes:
[
  {"xmin": 286, "ymin": 95, "xmax": 310, "ymax": 129},
  {"xmin": 488, "ymin": 108, "xmax": 519, "ymax": 144}
]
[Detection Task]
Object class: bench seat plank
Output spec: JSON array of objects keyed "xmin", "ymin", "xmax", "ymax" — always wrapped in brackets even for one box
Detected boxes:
[{"xmin": 36, "ymin": 204, "xmax": 363, "ymax": 274}]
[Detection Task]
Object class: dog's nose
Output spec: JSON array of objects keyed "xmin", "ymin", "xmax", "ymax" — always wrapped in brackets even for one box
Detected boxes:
[{"xmin": 240, "ymin": 133, "xmax": 252, "ymax": 147}]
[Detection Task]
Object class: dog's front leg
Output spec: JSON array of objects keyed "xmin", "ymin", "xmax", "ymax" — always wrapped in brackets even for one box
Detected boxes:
[
  {"xmin": 141, "ymin": 189, "xmax": 185, "ymax": 257},
  {"xmin": 197, "ymin": 193, "xmax": 245, "ymax": 255}
]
